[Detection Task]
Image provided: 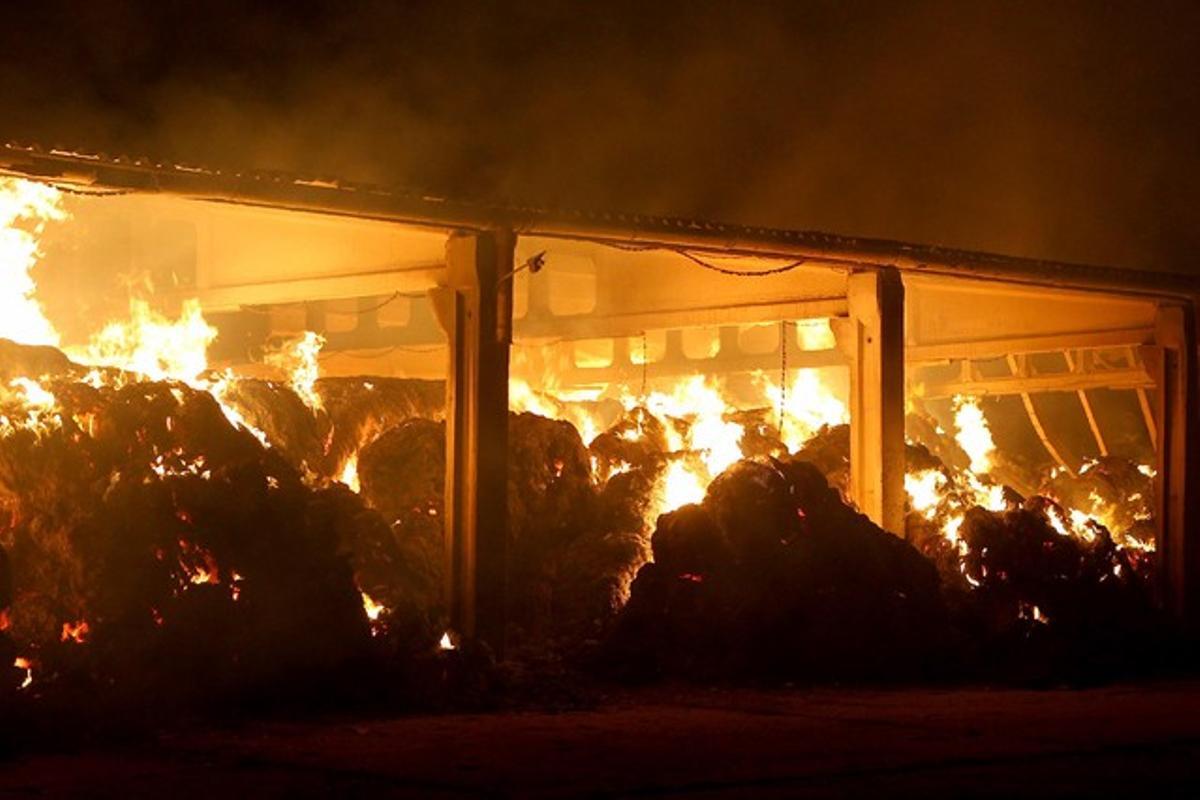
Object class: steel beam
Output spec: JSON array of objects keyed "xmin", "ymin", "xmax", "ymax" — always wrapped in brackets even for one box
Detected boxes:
[
  {"xmin": 907, "ymin": 327, "xmax": 1155, "ymax": 363},
  {"xmin": 435, "ymin": 230, "xmax": 514, "ymax": 653},
  {"xmin": 1153, "ymin": 304, "xmax": 1200, "ymax": 625},
  {"xmin": 921, "ymin": 366, "xmax": 1153, "ymax": 399},
  {"xmin": 837, "ymin": 268, "xmax": 905, "ymax": 535}
]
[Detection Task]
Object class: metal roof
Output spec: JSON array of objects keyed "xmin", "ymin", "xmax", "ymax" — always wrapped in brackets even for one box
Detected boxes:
[{"xmin": 2, "ymin": 141, "xmax": 1194, "ymax": 299}]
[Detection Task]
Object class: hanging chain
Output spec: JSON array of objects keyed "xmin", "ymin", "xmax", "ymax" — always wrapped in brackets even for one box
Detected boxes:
[
  {"xmin": 640, "ymin": 330, "xmax": 648, "ymax": 401},
  {"xmin": 779, "ymin": 320, "xmax": 789, "ymax": 436}
]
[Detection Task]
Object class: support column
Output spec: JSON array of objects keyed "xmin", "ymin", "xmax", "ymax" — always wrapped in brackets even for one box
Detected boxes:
[
  {"xmin": 1152, "ymin": 303, "xmax": 1199, "ymax": 625},
  {"xmin": 432, "ymin": 229, "xmax": 515, "ymax": 652},
  {"xmin": 835, "ymin": 268, "xmax": 906, "ymax": 535}
]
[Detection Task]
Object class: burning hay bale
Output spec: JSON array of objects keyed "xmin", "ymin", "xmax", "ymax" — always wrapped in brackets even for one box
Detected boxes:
[
  {"xmin": 0, "ymin": 349, "xmax": 449, "ymax": 703},
  {"xmin": 349, "ymin": 409, "xmax": 654, "ymax": 646},
  {"xmin": 316, "ymin": 376, "xmax": 444, "ymax": 473},
  {"xmin": 212, "ymin": 377, "xmax": 328, "ymax": 471},
  {"xmin": 588, "ymin": 407, "xmax": 671, "ymax": 478},
  {"xmin": 1038, "ymin": 457, "xmax": 1156, "ymax": 552},
  {"xmin": 907, "ymin": 497, "xmax": 1159, "ymax": 679},
  {"xmin": 212, "ymin": 375, "xmax": 445, "ymax": 480},
  {"xmin": 356, "ymin": 418, "xmax": 446, "ymax": 628},
  {"xmin": 792, "ymin": 423, "xmax": 851, "ymax": 493},
  {"xmin": 902, "ymin": 433, "xmax": 1161, "ymax": 678},
  {"xmin": 726, "ymin": 408, "xmax": 789, "ymax": 460},
  {"xmin": 0, "ymin": 340, "xmax": 75, "ymax": 381},
  {"xmin": 606, "ymin": 459, "xmax": 950, "ymax": 681},
  {"xmin": 506, "ymin": 412, "xmax": 623, "ymax": 643}
]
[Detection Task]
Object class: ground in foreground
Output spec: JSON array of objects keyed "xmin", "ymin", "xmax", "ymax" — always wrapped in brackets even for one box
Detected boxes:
[{"xmin": 2, "ymin": 682, "xmax": 1199, "ymax": 798}]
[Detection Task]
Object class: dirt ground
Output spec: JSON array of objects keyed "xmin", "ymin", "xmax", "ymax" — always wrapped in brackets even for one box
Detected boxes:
[{"xmin": 1, "ymin": 682, "xmax": 1199, "ymax": 798}]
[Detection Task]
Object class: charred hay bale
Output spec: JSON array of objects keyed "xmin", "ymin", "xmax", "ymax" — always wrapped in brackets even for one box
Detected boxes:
[
  {"xmin": 358, "ymin": 418, "xmax": 445, "ymax": 525},
  {"xmin": 959, "ymin": 501, "xmax": 1151, "ymax": 626},
  {"xmin": 906, "ymin": 410, "xmax": 970, "ymax": 474},
  {"xmin": 215, "ymin": 378, "xmax": 327, "ymax": 471},
  {"xmin": 595, "ymin": 468, "xmax": 658, "ymax": 535},
  {"xmin": 651, "ymin": 503, "xmax": 731, "ymax": 576},
  {"xmin": 588, "ymin": 407, "xmax": 670, "ymax": 477},
  {"xmin": 606, "ymin": 458, "xmax": 949, "ymax": 681},
  {"xmin": 727, "ymin": 408, "xmax": 788, "ymax": 460},
  {"xmin": 542, "ymin": 530, "xmax": 652, "ymax": 644},
  {"xmin": 86, "ymin": 381, "xmax": 267, "ymax": 471},
  {"xmin": 791, "ymin": 423, "xmax": 850, "ymax": 493},
  {"xmin": 73, "ymin": 453, "xmax": 372, "ymax": 701},
  {"xmin": 928, "ymin": 500, "xmax": 1160, "ymax": 680},
  {"xmin": 356, "ymin": 419, "xmax": 445, "ymax": 630},
  {"xmin": 506, "ymin": 412, "xmax": 598, "ymax": 637},
  {"xmin": 317, "ymin": 377, "xmax": 444, "ymax": 472},
  {"xmin": 0, "ymin": 542, "xmax": 9, "ymax": 610},
  {"xmin": 0, "ymin": 339, "xmax": 76, "ymax": 380},
  {"xmin": 0, "ymin": 376, "xmax": 400, "ymax": 707},
  {"xmin": 508, "ymin": 412, "xmax": 596, "ymax": 554}
]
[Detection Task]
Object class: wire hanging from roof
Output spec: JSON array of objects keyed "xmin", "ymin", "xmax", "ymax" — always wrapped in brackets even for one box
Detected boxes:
[
  {"xmin": 675, "ymin": 250, "xmax": 807, "ymax": 276},
  {"xmin": 606, "ymin": 241, "xmax": 807, "ymax": 276}
]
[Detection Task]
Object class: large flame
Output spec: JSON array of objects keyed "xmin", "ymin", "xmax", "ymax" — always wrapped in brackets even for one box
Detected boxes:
[
  {"xmin": 760, "ymin": 368, "xmax": 849, "ymax": 452},
  {"xmin": 953, "ymin": 395, "xmax": 995, "ymax": 473},
  {"xmin": 67, "ymin": 299, "xmax": 218, "ymax": 386},
  {"xmin": 905, "ymin": 395, "xmax": 1154, "ymax": 588},
  {"xmin": 0, "ymin": 177, "xmax": 66, "ymax": 346},
  {"xmin": 266, "ymin": 331, "xmax": 325, "ymax": 411}
]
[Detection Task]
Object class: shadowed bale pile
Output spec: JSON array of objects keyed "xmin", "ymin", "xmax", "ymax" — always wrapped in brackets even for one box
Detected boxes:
[
  {"xmin": 0, "ymin": 332, "xmax": 1179, "ymax": 726},
  {"xmin": 0, "ymin": 337, "xmax": 458, "ymax": 719},
  {"xmin": 217, "ymin": 376, "xmax": 444, "ymax": 476},
  {"xmin": 353, "ymin": 411, "xmax": 654, "ymax": 649},
  {"xmin": 606, "ymin": 459, "xmax": 950, "ymax": 681},
  {"xmin": 908, "ymin": 498, "xmax": 1160, "ymax": 680},
  {"xmin": 0, "ymin": 379, "xmax": 393, "ymax": 707}
]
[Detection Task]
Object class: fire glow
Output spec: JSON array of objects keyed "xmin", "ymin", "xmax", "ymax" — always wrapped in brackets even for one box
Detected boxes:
[{"xmin": 0, "ymin": 175, "xmax": 1164, "ymax": 695}]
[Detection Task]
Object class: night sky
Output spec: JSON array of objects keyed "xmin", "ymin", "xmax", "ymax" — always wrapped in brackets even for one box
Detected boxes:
[{"xmin": 0, "ymin": 1, "xmax": 1196, "ymax": 274}]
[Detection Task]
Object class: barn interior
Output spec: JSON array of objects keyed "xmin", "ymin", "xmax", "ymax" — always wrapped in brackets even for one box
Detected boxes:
[{"xmin": 0, "ymin": 146, "xmax": 1195, "ymax": 717}]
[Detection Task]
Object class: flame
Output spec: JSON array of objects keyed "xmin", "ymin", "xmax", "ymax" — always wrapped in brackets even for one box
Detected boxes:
[
  {"xmin": 438, "ymin": 631, "xmax": 456, "ymax": 650},
  {"xmin": 338, "ymin": 453, "xmax": 361, "ymax": 493},
  {"xmin": 904, "ymin": 470, "xmax": 946, "ymax": 519},
  {"xmin": 208, "ymin": 370, "xmax": 273, "ymax": 446},
  {"xmin": 759, "ymin": 369, "xmax": 848, "ymax": 452},
  {"xmin": 658, "ymin": 459, "xmax": 708, "ymax": 515},
  {"xmin": 361, "ymin": 591, "xmax": 385, "ymax": 621},
  {"xmin": 60, "ymin": 620, "xmax": 90, "ymax": 644},
  {"xmin": 267, "ymin": 331, "xmax": 325, "ymax": 411},
  {"xmin": 68, "ymin": 299, "xmax": 217, "ymax": 386},
  {"xmin": 360, "ymin": 591, "xmax": 387, "ymax": 636},
  {"xmin": 0, "ymin": 178, "xmax": 67, "ymax": 346},
  {"xmin": 638, "ymin": 375, "xmax": 745, "ymax": 476},
  {"xmin": 513, "ymin": 331, "xmax": 848, "ymax": 529},
  {"xmin": 177, "ymin": 540, "xmax": 221, "ymax": 586},
  {"xmin": 953, "ymin": 395, "xmax": 995, "ymax": 473},
  {"xmin": 13, "ymin": 656, "xmax": 33, "ymax": 690},
  {"xmin": 1, "ymin": 377, "xmax": 63, "ymax": 437},
  {"xmin": 509, "ymin": 378, "xmax": 559, "ymax": 419},
  {"xmin": 628, "ymin": 376, "xmax": 746, "ymax": 518}
]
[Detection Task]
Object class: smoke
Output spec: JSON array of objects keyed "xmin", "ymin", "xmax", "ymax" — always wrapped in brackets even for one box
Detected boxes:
[{"xmin": 0, "ymin": 0, "xmax": 1196, "ymax": 273}]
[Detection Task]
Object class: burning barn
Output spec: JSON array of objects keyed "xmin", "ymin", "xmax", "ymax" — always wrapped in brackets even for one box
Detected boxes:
[{"xmin": 0, "ymin": 142, "xmax": 1195, "ymax": 702}]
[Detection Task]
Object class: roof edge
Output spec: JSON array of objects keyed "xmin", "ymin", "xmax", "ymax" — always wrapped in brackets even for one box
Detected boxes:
[{"xmin": 2, "ymin": 142, "xmax": 1194, "ymax": 301}]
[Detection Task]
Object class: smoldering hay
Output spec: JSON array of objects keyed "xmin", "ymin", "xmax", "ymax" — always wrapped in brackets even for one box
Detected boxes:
[{"xmin": 0, "ymin": 341, "xmax": 1169, "ymax": 712}]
